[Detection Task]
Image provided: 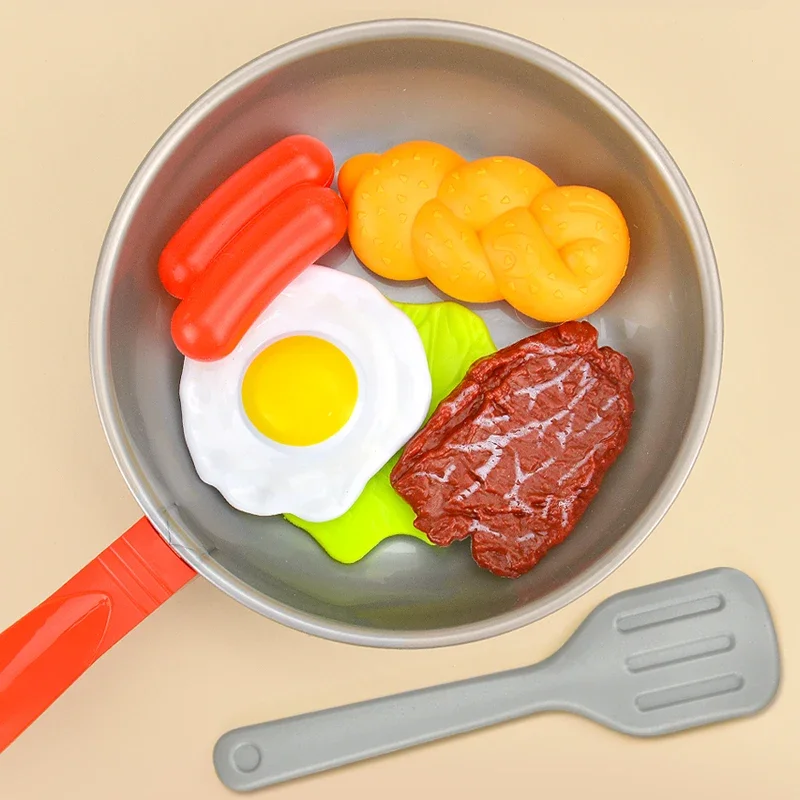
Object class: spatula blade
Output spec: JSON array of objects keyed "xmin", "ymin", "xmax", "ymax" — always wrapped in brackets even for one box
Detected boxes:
[{"xmin": 560, "ymin": 567, "xmax": 780, "ymax": 736}]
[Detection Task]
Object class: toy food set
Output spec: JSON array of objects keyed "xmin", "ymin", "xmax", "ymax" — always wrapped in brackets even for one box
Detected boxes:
[{"xmin": 159, "ymin": 135, "xmax": 635, "ymax": 579}]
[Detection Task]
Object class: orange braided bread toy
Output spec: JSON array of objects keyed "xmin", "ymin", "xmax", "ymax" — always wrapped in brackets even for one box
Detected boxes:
[{"xmin": 339, "ymin": 141, "xmax": 630, "ymax": 323}]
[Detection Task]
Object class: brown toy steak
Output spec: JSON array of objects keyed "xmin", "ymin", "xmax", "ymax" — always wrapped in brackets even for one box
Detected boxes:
[{"xmin": 390, "ymin": 320, "xmax": 635, "ymax": 578}]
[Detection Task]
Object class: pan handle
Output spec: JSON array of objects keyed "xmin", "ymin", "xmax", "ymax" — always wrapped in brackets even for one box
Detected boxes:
[{"xmin": 0, "ymin": 517, "xmax": 195, "ymax": 753}]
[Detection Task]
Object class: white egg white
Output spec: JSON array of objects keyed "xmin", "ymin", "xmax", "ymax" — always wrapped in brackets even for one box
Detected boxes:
[{"xmin": 179, "ymin": 265, "xmax": 432, "ymax": 522}]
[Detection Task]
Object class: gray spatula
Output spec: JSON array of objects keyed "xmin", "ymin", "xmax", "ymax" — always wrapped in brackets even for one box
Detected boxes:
[{"xmin": 214, "ymin": 568, "xmax": 780, "ymax": 792}]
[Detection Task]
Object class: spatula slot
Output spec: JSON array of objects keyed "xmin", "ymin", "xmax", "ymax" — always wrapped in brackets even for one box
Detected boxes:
[
  {"xmin": 634, "ymin": 672, "xmax": 744, "ymax": 712},
  {"xmin": 616, "ymin": 593, "xmax": 725, "ymax": 633},
  {"xmin": 625, "ymin": 633, "xmax": 735, "ymax": 673}
]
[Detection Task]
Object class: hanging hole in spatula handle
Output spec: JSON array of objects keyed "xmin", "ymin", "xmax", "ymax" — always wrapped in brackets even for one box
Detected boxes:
[{"xmin": 0, "ymin": 517, "xmax": 195, "ymax": 753}]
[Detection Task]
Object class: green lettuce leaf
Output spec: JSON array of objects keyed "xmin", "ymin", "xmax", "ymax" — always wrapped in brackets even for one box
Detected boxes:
[{"xmin": 284, "ymin": 300, "xmax": 496, "ymax": 564}]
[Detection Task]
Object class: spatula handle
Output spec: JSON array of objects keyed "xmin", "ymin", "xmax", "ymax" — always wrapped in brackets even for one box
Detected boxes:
[{"xmin": 214, "ymin": 659, "xmax": 563, "ymax": 791}]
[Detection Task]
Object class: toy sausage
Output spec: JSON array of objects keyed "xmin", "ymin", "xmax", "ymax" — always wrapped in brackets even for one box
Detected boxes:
[
  {"xmin": 158, "ymin": 135, "xmax": 335, "ymax": 299},
  {"xmin": 171, "ymin": 184, "xmax": 347, "ymax": 361}
]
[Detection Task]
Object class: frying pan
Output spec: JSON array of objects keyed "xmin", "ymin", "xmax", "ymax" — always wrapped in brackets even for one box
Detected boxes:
[{"xmin": 0, "ymin": 18, "xmax": 723, "ymax": 754}]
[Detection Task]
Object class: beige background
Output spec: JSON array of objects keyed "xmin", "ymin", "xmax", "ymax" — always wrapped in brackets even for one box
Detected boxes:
[{"xmin": 1, "ymin": 0, "xmax": 798, "ymax": 797}]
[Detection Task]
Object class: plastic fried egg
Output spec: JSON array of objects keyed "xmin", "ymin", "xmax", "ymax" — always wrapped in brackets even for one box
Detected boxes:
[{"xmin": 178, "ymin": 265, "xmax": 432, "ymax": 522}]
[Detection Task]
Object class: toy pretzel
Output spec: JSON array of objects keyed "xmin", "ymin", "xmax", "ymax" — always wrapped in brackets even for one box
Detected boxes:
[{"xmin": 339, "ymin": 141, "xmax": 630, "ymax": 323}]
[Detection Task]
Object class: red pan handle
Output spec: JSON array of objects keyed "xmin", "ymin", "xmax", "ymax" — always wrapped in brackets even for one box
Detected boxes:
[{"xmin": 0, "ymin": 517, "xmax": 195, "ymax": 753}]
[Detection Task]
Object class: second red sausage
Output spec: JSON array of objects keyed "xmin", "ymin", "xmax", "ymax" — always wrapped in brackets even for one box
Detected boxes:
[{"xmin": 171, "ymin": 184, "xmax": 347, "ymax": 362}]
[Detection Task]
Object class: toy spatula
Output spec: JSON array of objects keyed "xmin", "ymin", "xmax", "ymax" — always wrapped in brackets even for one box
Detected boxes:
[{"xmin": 214, "ymin": 568, "xmax": 780, "ymax": 792}]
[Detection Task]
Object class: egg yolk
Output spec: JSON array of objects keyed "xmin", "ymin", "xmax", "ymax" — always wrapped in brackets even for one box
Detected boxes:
[{"xmin": 241, "ymin": 335, "xmax": 358, "ymax": 447}]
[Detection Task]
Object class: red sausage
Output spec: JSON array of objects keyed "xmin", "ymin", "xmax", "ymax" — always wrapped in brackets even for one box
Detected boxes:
[
  {"xmin": 171, "ymin": 184, "xmax": 347, "ymax": 361},
  {"xmin": 158, "ymin": 135, "xmax": 335, "ymax": 299}
]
